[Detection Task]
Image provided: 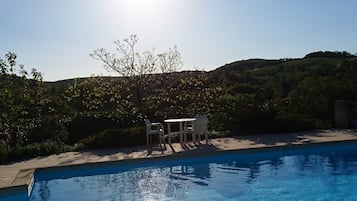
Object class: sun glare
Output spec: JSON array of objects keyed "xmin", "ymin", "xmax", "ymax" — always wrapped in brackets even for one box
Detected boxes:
[
  {"xmin": 130, "ymin": 0, "xmax": 155, "ymax": 9},
  {"xmin": 114, "ymin": 0, "xmax": 177, "ymax": 35},
  {"xmin": 124, "ymin": 0, "xmax": 169, "ymax": 18}
]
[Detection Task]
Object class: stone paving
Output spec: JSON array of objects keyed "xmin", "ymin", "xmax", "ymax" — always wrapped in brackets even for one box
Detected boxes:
[{"xmin": 1, "ymin": 129, "xmax": 357, "ymax": 189}]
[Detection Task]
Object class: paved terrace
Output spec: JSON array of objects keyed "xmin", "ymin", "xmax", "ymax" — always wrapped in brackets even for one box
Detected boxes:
[{"xmin": 1, "ymin": 129, "xmax": 357, "ymax": 189}]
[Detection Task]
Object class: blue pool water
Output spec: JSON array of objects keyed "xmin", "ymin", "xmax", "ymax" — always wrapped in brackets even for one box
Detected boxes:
[{"xmin": 29, "ymin": 142, "xmax": 357, "ymax": 201}]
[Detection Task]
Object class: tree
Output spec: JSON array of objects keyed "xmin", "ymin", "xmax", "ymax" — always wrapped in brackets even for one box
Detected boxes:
[
  {"xmin": 90, "ymin": 34, "xmax": 182, "ymax": 118},
  {"xmin": 152, "ymin": 71, "xmax": 222, "ymax": 118},
  {"xmin": 65, "ymin": 76, "xmax": 134, "ymax": 119},
  {"xmin": 0, "ymin": 52, "xmax": 61, "ymax": 146}
]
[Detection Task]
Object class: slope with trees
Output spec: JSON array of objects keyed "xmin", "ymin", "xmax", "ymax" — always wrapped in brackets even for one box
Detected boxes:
[{"xmin": 211, "ymin": 53, "xmax": 357, "ymax": 133}]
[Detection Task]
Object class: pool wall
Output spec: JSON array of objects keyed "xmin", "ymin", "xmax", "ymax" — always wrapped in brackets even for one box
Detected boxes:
[
  {"xmin": 0, "ymin": 186, "xmax": 28, "ymax": 201},
  {"xmin": 0, "ymin": 169, "xmax": 34, "ymax": 201}
]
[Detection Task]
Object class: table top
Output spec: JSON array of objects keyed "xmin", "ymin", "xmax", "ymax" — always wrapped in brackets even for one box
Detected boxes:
[{"xmin": 164, "ymin": 118, "xmax": 196, "ymax": 123}]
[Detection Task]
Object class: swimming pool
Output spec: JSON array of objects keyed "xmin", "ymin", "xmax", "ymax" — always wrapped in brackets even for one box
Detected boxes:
[{"xmin": 28, "ymin": 142, "xmax": 357, "ymax": 201}]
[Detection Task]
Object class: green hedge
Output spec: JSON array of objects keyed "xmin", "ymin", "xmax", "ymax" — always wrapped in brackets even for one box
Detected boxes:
[
  {"xmin": 65, "ymin": 116, "xmax": 121, "ymax": 144},
  {"xmin": 0, "ymin": 126, "xmax": 146, "ymax": 163},
  {"xmin": 27, "ymin": 116, "xmax": 69, "ymax": 144},
  {"xmin": 80, "ymin": 126, "xmax": 146, "ymax": 149},
  {"xmin": 0, "ymin": 144, "xmax": 7, "ymax": 163},
  {"xmin": 0, "ymin": 142, "xmax": 73, "ymax": 164},
  {"xmin": 271, "ymin": 114, "xmax": 326, "ymax": 133}
]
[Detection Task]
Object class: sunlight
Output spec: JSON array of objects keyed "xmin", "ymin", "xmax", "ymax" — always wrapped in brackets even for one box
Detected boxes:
[
  {"xmin": 116, "ymin": 0, "xmax": 177, "ymax": 33},
  {"xmin": 121, "ymin": 0, "xmax": 172, "ymax": 19},
  {"xmin": 129, "ymin": 0, "xmax": 157, "ymax": 10}
]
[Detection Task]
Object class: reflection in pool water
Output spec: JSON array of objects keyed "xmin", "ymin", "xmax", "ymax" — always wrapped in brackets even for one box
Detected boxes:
[{"xmin": 30, "ymin": 143, "xmax": 357, "ymax": 201}]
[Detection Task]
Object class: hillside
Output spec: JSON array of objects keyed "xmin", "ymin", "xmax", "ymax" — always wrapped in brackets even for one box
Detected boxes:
[
  {"xmin": 209, "ymin": 52, "xmax": 357, "ymax": 133},
  {"xmin": 214, "ymin": 50, "xmax": 355, "ymax": 73},
  {"xmin": 47, "ymin": 51, "xmax": 355, "ymax": 88}
]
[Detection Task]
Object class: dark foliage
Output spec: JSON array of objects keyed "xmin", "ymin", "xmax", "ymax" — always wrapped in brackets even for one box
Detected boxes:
[
  {"xmin": 65, "ymin": 116, "xmax": 124, "ymax": 144},
  {"xmin": 1, "ymin": 142, "xmax": 72, "ymax": 163},
  {"xmin": 80, "ymin": 127, "xmax": 146, "ymax": 149},
  {"xmin": 27, "ymin": 116, "xmax": 68, "ymax": 144},
  {"xmin": 305, "ymin": 51, "xmax": 354, "ymax": 58}
]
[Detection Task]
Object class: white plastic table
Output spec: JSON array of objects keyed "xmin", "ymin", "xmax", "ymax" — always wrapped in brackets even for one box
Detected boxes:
[{"xmin": 164, "ymin": 118, "xmax": 196, "ymax": 144}]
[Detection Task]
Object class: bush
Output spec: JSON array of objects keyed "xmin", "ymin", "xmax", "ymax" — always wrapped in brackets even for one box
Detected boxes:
[
  {"xmin": 80, "ymin": 126, "xmax": 146, "ymax": 149},
  {"xmin": 5, "ymin": 142, "xmax": 73, "ymax": 162},
  {"xmin": 0, "ymin": 144, "xmax": 7, "ymax": 163},
  {"xmin": 65, "ymin": 116, "xmax": 120, "ymax": 144},
  {"xmin": 27, "ymin": 116, "xmax": 69, "ymax": 144},
  {"xmin": 272, "ymin": 114, "xmax": 320, "ymax": 133}
]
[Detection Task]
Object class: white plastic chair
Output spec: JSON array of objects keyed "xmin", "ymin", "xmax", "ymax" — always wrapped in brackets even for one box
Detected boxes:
[
  {"xmin": 144, "ymin": 119, "xmax": 164, "ymax": 145},
  {"xmin": 183, "ymin": 120, "xmax": 195, "ymax": 142},
  {"xmin": 193, "ymin": 115, "xmax": 209, "ymax": 143},
  {"xmin": 185, "ymin": 115, "xmax": 209, "ymax": 143}
]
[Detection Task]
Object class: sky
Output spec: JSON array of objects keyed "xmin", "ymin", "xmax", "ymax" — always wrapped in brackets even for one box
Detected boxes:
[{"xmin": 1, "ymin": 0, "xmax": 357, "ymax": 81}]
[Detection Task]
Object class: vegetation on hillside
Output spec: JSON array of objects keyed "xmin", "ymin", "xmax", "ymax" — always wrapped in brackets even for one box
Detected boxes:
[
  {"xmin": 1, "ymin": 47, "xmax": 357, "ymax": 163},
  {"xmin": 211, "ymin": 51, "xmax": 357, "ymax": 133}
]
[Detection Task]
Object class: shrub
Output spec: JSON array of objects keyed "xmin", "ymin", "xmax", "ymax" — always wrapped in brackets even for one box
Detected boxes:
[
  {"xmin": 0, "ymin": 144, "xmax": 7, "ymax": 163},
  {"xmin": 80, "ymin": 126, "xmax": 146, "ymax": 149},
  {"xmin": 65, "ymin": 116, "xmax": 120, "ymax": 144},
  {"xmin": 272, "ymin": 114, "xmax": 319, "ymax": 133},
  {"xmin": 5, "ymin": 142, "xmax": 73, "ymax": 162},
  {"xmin": 27, "ymin": 116, "xmax": 68, "ymax": 144}
]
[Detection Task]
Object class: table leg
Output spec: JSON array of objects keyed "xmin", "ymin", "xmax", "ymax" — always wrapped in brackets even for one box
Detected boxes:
[
  {"xmin": 179, "ymin": 122, "xmax": 183, "ymax": 143},
  {"xmin": 168, "ymin": 122, "xmax": 171, "ymax": 144},
  {"xmin": 183, "ymin": 122, "xmax": 187, "ymax": 143},
  {"xmin": 192, "ymin": 121, "xmax": 196, "ymax": 143}
]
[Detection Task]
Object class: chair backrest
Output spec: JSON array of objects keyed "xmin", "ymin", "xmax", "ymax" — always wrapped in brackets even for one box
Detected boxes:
[
  {"xmin": 144, "ymin": 119, "xmax": 151, "ymax": 133},
  {"xmin": 194, "ymin": 115, "xmax": 208, "ymax": 134}
]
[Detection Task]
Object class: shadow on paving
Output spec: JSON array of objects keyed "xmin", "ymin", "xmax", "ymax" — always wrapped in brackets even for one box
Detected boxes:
[
  {"xmin": 57, "ymin": 142, "xmax": 219, "ymax": 166},
  {"xmin": 229, "ymin": 129, "xmax": 357, "ymax": 147},
  {"xmin": 179, "ymin": 142, "xmax": 218, "ymax": 152},
  {"xmin": 147, "ymin": 142, "xmax": 219, "ymax": 155},
  {"xmin": 229, "ymin": 132, "xmax": 309, "ymax": 146}
]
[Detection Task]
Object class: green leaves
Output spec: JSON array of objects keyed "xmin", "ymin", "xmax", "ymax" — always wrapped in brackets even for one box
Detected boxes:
[
  {"xmin": 0, "ymin": 52, "xmax": 56, "ymax": 147},
  {"xmin": 64, "ymin": 76, "xmax": 135, "ymax": 122}
]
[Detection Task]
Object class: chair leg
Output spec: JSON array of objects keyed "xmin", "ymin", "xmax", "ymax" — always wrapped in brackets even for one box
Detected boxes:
[
  {"xmin": 161, "ymin": 133, "xmax": 165, "ymax": 145},
  {"xmin": 147, "ymin": 134, "xmax": 149, "ymax": 145}
]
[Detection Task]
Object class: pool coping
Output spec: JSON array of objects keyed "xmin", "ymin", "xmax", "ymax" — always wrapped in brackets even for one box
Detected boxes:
[
  {"xmin": 3, "ymin": 138, "xmax": 357, "ymax": 199},
  {"xmin": 0, "ymin": 168, "xmax": 35, "ymax": 200}
]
